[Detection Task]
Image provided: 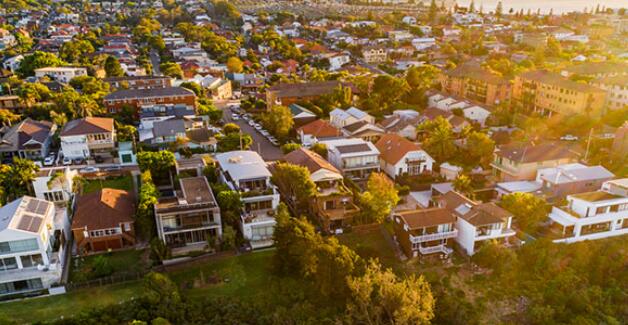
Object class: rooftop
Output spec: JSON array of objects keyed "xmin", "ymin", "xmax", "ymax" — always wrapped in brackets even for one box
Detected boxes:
[
  {"xmin": 215, "ymin": 151, "xmax": 271, "ymax": 182},
  {"xmin": 396, "ymin": 208, "xmax": 455, "ymax": 229},
  {"xmin": 519, "ymin": 70, "xmax": 606, "ymax": 93},
  {"xmin": 571, "ymin": 191, "xmax": 623, "ymax": 203},
  {"xmin": 60, "ymin": 117, "xmax": 113, "ymax": 137},
  {"xmin": 496, "ymin": 142, "xmax": 579, "ymax": 163},
  {"xmin": 104, "ymin": 87, "xmax": 195, "ymax": 101},
  {"xmin": 71, "ymin": 188, "xmax": 135, "ymax": 230}
]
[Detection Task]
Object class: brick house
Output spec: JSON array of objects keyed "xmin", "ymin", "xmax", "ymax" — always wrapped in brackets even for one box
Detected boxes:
[{"xmin": 103, "ymin": 87, "xmax": 196, "ymax": 114}]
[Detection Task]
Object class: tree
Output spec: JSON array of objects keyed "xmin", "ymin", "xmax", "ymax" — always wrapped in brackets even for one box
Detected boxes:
[
  {"xmin": 368, "ymin": 75, "xmax": 410, "ymax": 112},
  {"xmin": 273, "ymin": 203, "xmax": 320, "ymax": 275},
  {"xmin": 359, "ymin": 173, "xmax": 399, "ymax": 224},
  {"xmin": 463, "ymin": 131, "xmax": 495, "ymax": 168},
  {"xmin": 69, "ymin": 76, "xmax": 110, "ymax": 97},
  {"xmin": 221, "ymin": 225, "xmax": 237, "ymax": 250},
  {"xmin": 226, "ymin": 56, "xmax": 243, "ymax": 73},
  {"xmin": 143, "ymin": 272, "xmax": 183, "ymax": 322},
  {"xmin": 222, "ymin": 123, "xmax": 240, "ymax": 134},
  {"xmin": 310, "ymin": 143, "xmax": 327, "ymax": 158},
  {"xmin": 417, "ymin": 116, "xmax": 456, "ymax": 162},
  {"xmin": 59, "ymin": 40, "xmax": 95, "ymax": 63},
  {"xmin": 472, "ymin": 240, "xmax": 517, "ymax": 275},
  {"xmin": 404, "ymin": 65, "xmax": 439, "ymax": 105},
  {"xmin": 271, "ymin": 162, "xmax": 316, "ymax": 210},
  {"xmin": 17, "ymin": 51, "xmax": 65, "ymax": 77},
  {"xmin": 150, "ymin": 237, "xmax": 171, "ymax": 263},
  {"xmin": 180, "ymin": 81, "xmax": 203, "ymax": 97},
  {"xmin": 217, "ymin": 132, "xmax": 252, "ymax": 151},
  {"xmin": 346, "ymin": 261, "xmax": 435, "ymax": 325},
  {"xmin": 546, "ymin": 36, "xmax": 562, "ymax": 57},
  {"xmin": 137, "ymin": 151, "xmax": 176, "ymax": 180},
  {"xmin": 104, "ymin": 55, "xmax": 124, "ymax": 77},
  {"xmin": 0, "ymin": 109, "xmax": 20, "ymax": 126},
  {"xmin": 137, "ymin": 171, "xmax": 160, "ymax": 239},
  {"xmin": 0, "ymin": 158, "xmax": 39, "ymax": 205},
  {"xmin": 17, "ymin": 82, "xmax": 51, "ymax": 108},
  {"xmin": 159, "ymin": 62, "xmax": 183, "ymax": 79},
  {"xmin": 216, "ymin": 190, "xmax": 242, "ymax": 226},
  {"xmin": 197, "ymin": 100, "xmax": 222, "ymax": 123},
  {"xmin": 262, "ymin": 105, "xmax": 294, "ymax": 139},
  {"xmin": 280, "ymin": 143, "xmax": 301, "ymax": 154},
  {"xmin": 495, "ymin": 1, "xmax": 503, "ymax": 18},
  {"xmin": 453, "ymin": 174, "xmax": 474, "ymax": 199},
  {"xmin": 500, "ymin": 192, "xmax": 548, "ymax": 234},
  {"xmin": 116, "ymin": 123, "xmax": 137, "ymax": 142}
]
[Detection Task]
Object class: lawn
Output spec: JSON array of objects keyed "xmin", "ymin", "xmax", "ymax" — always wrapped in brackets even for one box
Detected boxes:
[
  {"xmin": 338, "ymin": 225, "xmax": 400, "ymax": 270},
  {"xmin": 69, "ymin": 249, "xmax": 147, "ymax": 283},
  {"xmin": 83, "ymin": 175, "xmax": 134, "ymax": 194},
  {"xmin": 0, "ymin": 281, "xmax": 143, "ymax": 324}
]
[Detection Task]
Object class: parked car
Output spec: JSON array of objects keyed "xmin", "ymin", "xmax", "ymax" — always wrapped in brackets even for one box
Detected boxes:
[
  {"xmin": 560, "ymin": 134, "xmax": 579, "ymax": 141},
  {"xmin": 73, "ymin": 158, "xmax": 85, "ymax": 165},
  {"xmin": 248, "ymin": 120, "xmax": 256, "ymax": 127},
  {"xmin": 79, "ymin": 167, "xmax": 100, "ymax": 174},
  {"xmin": 231, "ymin": 113, "xmax": 240, "ymax": 120},
  {"xmin": 269, "ymin": 138, "xmax": 279, "ymax": 146},
  {"xmin": 260, "ymin": 130, "xmax": 270, "ymax": 137},
  {"xmin": 104, "ymin": 166, "xmax": 122, "ymax": 172},
  {"xmin": 62, "ymin": 156, "xmax": 72, "ymax": 165},
  {"xmin": 43, "ymin": 154, "xmax": 55, "ymax": 166},
  {"xmin": 94, "ymin": 156, "xmax": 105, "ymax": 163},
  {"xmin": 254, "ymin": 124, "xmax": 263, "ymax": 130}
]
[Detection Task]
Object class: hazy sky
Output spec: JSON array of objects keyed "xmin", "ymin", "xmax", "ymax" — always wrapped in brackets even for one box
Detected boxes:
[{"xmin": 455, "ymin": 0, "xmax": 626, "ymax": 14}]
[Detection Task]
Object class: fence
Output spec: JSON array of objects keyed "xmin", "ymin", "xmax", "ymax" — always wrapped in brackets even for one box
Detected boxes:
[{"xmin": 65, "ymin": 271, "xmax": 145, "ymax": 291}]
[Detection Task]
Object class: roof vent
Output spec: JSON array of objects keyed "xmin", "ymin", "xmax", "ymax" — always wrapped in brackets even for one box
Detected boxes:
[{"xmin": 229, "ymin": 156, "xmax": 242, "ymax": 163}]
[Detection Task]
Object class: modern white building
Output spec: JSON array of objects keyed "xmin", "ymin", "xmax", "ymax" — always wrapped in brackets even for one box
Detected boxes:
[
  {"xmin": 0, "ymin": 197, "xmax": 69, "ymax": 297},
  {"xmin": 548, "ymin": 178, "xmax": 628, "ymax": 243},
  {"xmin": 329, "ymin": 107, "xmax": 374, "ymax": 128},
  {"xmin": 215, "ymin": 151, "xmax": 280, "ymax": 249},
  {"xmin": 32, "ymin": 167, "xmax": 78, "ymax": 204},
  {"xmin": 321, "ymin": 138, "xmax": 380, "ymax": 181},
  {"xmin": 34, "ymin": 67, "xmax": 88, "ymax": 83},
  {"xmin": 60, "ymin": 117, "xmax": 116, "ymax": 160}
]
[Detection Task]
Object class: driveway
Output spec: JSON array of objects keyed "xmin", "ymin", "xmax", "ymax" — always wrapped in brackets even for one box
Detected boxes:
[{"xmin": 220, "ymin": 103, "xmax": 283, "ymax": 161}]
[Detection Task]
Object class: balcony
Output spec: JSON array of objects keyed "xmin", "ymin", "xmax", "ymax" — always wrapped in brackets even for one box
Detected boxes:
[
  {"xmin": 475, "ymin": 228, "xmax": 516, "ymax": 240},
  {"xmin": 342, "ymin": 161, "xmax": 379, "ymax": 171},
  {"xmin": 418, "ymin": 245, "xmax": 453, "ymax": 255},
  {"xmin": 490, "ymin": 161, "xmax": 519, "ymax": 175},
  {"xmin": 162, "ymin": 221, "xmax": 220, "ymax": 233},
  {"xmin": 240, "ymin": 187, "xmax": 276, "ymax": 198},
  {"xmin": 410, "ymin": 229, "xmax": 458, "ymax": 243}
]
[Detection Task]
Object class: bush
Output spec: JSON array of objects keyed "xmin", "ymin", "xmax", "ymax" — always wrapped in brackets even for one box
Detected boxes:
[{"xmin": 92, "ymin": 255, "xmax": 114, "ymax": 278}]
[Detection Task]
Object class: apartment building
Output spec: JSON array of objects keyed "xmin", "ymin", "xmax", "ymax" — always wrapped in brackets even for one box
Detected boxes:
[
  {"xmin": 440, "ymin": 63, "xmax": 511, "ymax": 106},
  {"xmin": 548, "ymin": 178, "xmax": 628, "ymax": 243},
  {"xmin": 215, "ymin": 151, "xmax": 280, "ymax": 249},
  {"xmin": 491, "ymin": 142, "xmax": 580, "ymax": 181},
  {"xmin": 103, "ymin": 87, "xmax": 196, "ymax": 114},
  {"xmin": 284, "ymin": 148, "xmax": 359, "ymax": 233},
  {"xmin": 590, "ymin": 75, "xmax": 628, "ymax": 111},
  {"xmin": 34, "ymin": 67, "xmax": 87, "ymax": 83},
  {"xmin": 512, "ymin": 70, "xmax": 606, "ymax": 117},
  {"xmin": 60, "ymin": 117, "xmax": 115, "ymax": 160},
  {"xmin": 320, "ymin": 138, "xmax": 380, "ymax": 181},
  {"xmin": 155, "ymin": 177, "xmax": 221, "ymax": 253},
  {"xmin": 103, "ymin": 75, "xmax": 172, "ymax": 90},
  {"xmin": 393, "ymin": 208, "xmax": 457, "ymax": 258},
  {"xmin": 266, "ymin": 80, "xmax": 342, "ymax": 108},
  {"xmin": 0, "ymin": 197, "xmax": 68, "ymax": 297}
]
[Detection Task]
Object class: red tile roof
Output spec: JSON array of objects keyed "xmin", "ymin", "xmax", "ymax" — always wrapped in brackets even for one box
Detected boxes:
[{"xmin": 298, "ymin": 119, "xmax": 341, "ymax": 138}]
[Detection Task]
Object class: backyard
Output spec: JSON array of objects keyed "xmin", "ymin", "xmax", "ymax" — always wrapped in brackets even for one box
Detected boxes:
[
  {"xmin": 82, "ymin": 175, "xmax": 134, "ymax": 194},
  {"xmin": 69, "ymin": 249, "xmax": 147, "ymax": 283}
]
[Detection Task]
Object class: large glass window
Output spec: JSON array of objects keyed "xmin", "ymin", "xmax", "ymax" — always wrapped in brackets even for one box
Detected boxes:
[
  {"xmin": 20, "ymin": 254, "xmax": 43, "ymax": 268},
  {"xmin": 0, "ymin": 257, "xmax": 17, "ymax": 272},
  {"xmin": 0, "ymin": 239, "xmax": 39, "ymax": 255}
]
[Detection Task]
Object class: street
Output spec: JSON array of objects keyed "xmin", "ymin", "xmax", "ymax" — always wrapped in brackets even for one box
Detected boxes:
[
  {"xmin": 218, "ymin": 102, "xmax": 283, "ymax": 161},
  {"xmin": 149, "ymin": 50, "xmax": 162, "ymax": 76}
]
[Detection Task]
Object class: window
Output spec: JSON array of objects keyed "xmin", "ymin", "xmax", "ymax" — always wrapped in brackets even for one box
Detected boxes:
[
  {"xmin": 0, "ymin": 239, "xmax": 39, "ymax": 255},
  {"xmin": 0, "ymin": 257, "xmax": 17, "ymax": 272},
  {"xmin": 20, "ymin": 254, "xmax": 43, "ymax": 268},
  {"xmin": 43, "ymin": 191, "xmax": 64, "ymax": 202},
  {"xmin": 0, "ymin": 278, "xmax": 43, "ymax": 294}
]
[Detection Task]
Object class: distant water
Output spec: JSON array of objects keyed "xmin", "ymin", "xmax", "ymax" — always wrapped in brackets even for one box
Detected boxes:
[{"xmin": 455, "ymin": 0, "xmax": 626, "ymax": 14}]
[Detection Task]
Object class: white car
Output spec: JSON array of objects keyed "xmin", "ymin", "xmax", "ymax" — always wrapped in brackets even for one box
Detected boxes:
[
  {"xmin": 231, "ymin": 113, "xmax": 240, "ymax": 120},
  {"xmin": 62, "ymin": 156, "xmax": 72, "ymax": 165},
  {"xmin": 248, "ymin": 120, "xmax": 256, "ymax": 127},
  {"xmin": 254, "ymin": 124, "xmax": 263, "ymax": 130},
  {"xmin": 560, "ymin": 134, "xmax": 579, "ymax": 141},
  {"xmin": 43, "ymin": 155, "xmax": 55, "ymax": 166},
  {"xmin": 79, "ymin": 167, "xmax": 100, "ymax": 174},
  {"xmin": 269, "ymin": 138, "xmax": 279, "ymax": 146},
  {"xmin": 260, "ymin": 130, "xmax": 270, "ymax": 137}
]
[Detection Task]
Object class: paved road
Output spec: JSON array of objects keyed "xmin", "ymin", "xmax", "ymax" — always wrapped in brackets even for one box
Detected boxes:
[
  {"xmin": 219, "ymin": 103, "xmax": 283, "ymax": 161},
  {"xmin": 150, "ymin": 50, "xmax": 162, "ymax": 76}
]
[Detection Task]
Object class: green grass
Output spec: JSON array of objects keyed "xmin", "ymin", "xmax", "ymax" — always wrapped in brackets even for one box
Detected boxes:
[
  {"xmin": 338, "ymin": 226, "xmax": 399, "ymax": 270},
  {"xmin": 69, "ymin": 249, "xmax": 146, "ymax": 282},
  {"xmin": 83, "ymin": 176, "xmax": 134, "ymax": 194},
  {"xmin": 0, "ymin": 281, "xmax": 143, "ymax": 324}
]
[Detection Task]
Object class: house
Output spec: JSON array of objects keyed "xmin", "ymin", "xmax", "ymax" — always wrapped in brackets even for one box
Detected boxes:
[
  {"xmin": 427, "ymin": 92, "xmax": 492, "ymax": 127},
  {"xmin": 393, "ymin": 208, "xmax": 457, "ymax": 258},
  {"xmin": 0, "ymin": 118, "xmax": 56, "ymax": 161},
  {"xmin": 266, "ymin": 80, "xmax": 342, "ymax": 108},
  {"xmin": 103, "ymin": 75, "xmax": 172, "ymax": 90},
  {"xmin": 548, "ymin": 178, "xmax": 628, "ymax": 243},
  {"xmin": 341, "ymin": 121, "xmax": 385, "ymax": 142},
  {"xmin": 439, "ymin": 63, "xmax": 510, "ymax": 107},
  {"xmin": 2, "ymin": 55, "xmax": 23, "ymax": 73},
  {"xmin": 439, "ymin": 162, "xmax": 463, "ymax": 181},
  {"xmin": 118, "ymin": 142, "xmax": 136, "ymax": 165},
  {"xmin": 289, "ymin": 104, "xmax": 317, "ymax": 127},
  {"xmin": 297, "ymin": 119, "xmax": 342, "ymax": 147},
  {"xmin": 491, "ymin": 142, "xmax": 580, "ymax": 181},
  {"xmin": 103, "ymin": 87, "xmax": 196, "ymax": 114},
  {"xmin": 402, "ymin": 16, "xmax": 417, "ymax": 25},
  {"xmin": 329, "ymin": 107, "xmax": 374, "ymax": 128},
  {"xmin": 421, "ymin": 107, "xmax": 470, "ymax": 133},
  {"xmin": 0, "ymin": 29, "xmax": 16, "ymax": 50},
  {"xmin": 0, "ymin": 197, "xmax": 68, "ymax": 297},
  {"xmin": 375, "ymin": 134, "xmax": 434, "ymax": 180},
  {"xmin": 32, "ymin": 167, "xmax": 78, "ymax": 204},
  {"xmin": 321, "ymin": 138, "xmax": 380, "ymax": 181},
  {"xmin": 215, "ymin": 151, "xmax": 280, "ymax": 249},
  {"xmin": 379, "ymin": 111, "xmax": 420, "ymax": 140},
  {"xmin": 154, "ymin": 177, "xmax": 221, "ymax": 254},
  {"xmin": 437, "ymin": 191, "xmax": 516, "ymax": 255},
  {"xmin": 411, "ymin": 37, "xmax": 436, "ymax": 51},
  {"xmin": 205, "ymin": 78, "xmax": 232, "ymax": 100},
  {"xmin": 60, "ymin": 117, "xmax": 115, "ymax": 160},
  {"xmin": 512, "ymin": 70, "xmax": 606, "ymax": 117},
  {"xmin": 284, "ymin": 148, "xmax": 359, "ymax": 233},
  {"xmin": 535, "ymin": 164, "xmax": 615, "ymax": 200},
  {"xmin": 71, "ymin": 189, "xmax": 136, "ymax": 255},
  {"xmin": 361, "ymin": 46, "xmax": 387, "ymax": 64},
  {"xmin": 326, "ymin": 52, "xmax": 351, "ymax": 71},
  {"xmin": 34, "ymin": 67, "xmax": 87, "ymax": 83},
  {"xmin": 0, "ymin": 95, "xmax": 20, "ymax": 111}
]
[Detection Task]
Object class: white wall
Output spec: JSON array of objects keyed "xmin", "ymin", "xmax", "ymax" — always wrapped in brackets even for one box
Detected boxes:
[{"xmin": 454, "ymin": 218, "xmax": 477, "ymax": 255}]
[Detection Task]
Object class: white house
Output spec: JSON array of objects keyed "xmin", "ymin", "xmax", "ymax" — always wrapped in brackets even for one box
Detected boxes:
[
  {"xmin": 320, "ymin": 138, "xmax": 380, "ymax": 181},
  {"xmin": 0, "ymin": 197, "xmax": 69, "ymax": 297},
  {"xmin": 2, "ymin": 55, "xmax": 23, "ymax": 73},
  {"xmin": 34, "ymin": 67, "xmax": 88, "ymax": 83},
  {"xmin": 402, "ymin": 16, "xmax": 417, "ymax": 25},
  {"xmin": 60, "ymin": 117, "xmax": 116, "ymax": 160},
  {"xmin": 329, "ymin": 107, "xmax": 374, "ymax": 128},
  {"xmin": 215, "ymin": 151, "xmax": 280, "ymax": 249},
  {"xmin": 326, "ymin": 52, "xmax": 351, "ymax": 71},
  {"xmin": 375, "ymin": 134, "xmax": 434, "ymax": 180},
  {"xmin": 548, "ymin": 178, "xmax": 628, "ymax": 243},
  {"xmin": 437, "ymin": 191, "xmax": 516, "ymax": 255},
  {"xmin": 32, "ymin": 167, "xmax": 78, "ymax": 204},
  {"xmin": 411, "ymin": 38, "xmax": 436, "ymax": 51}
]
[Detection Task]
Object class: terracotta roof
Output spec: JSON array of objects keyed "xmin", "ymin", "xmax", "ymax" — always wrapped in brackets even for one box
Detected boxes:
[
  {"xmin": 60, "ymin": 117, "xmax": 114, "ymax": 137},
  {"xmin": 437, "ymin": 191, "xmax": 476, "ymax": 211},
  {"xmin": 298, "ymin": 119, "xmax": 341, "ymax": 138},
  {"xmin": 104, "ymin": 87, "xmax": 195, "ymax": 101},
  {"xmin": 284, "ymin": 147, "xmax": 340, "ymax": 175},
  {"xmin": 267, "ymin": 80, "xmax": 340, "ymax": 98},
  {"xmin": 72, "ymin": 189, "xmax": 135, "ymax": 230},
  {"xmin": 375, "ymin": 134, "xmax": 422, "ymax": 165},
  {"xmin": 495, "ymin": 142, "xmax": 579, "ymax": 163},
  {"xmin": 446, "ymin": 63, "xmax": 509, "ymax": 84},
  {"xmin": 462, "ymin": 203, "xmax": 511, "ymax": 226},
  {"xmin": 396, "ymin": 208, "xmax": 455, "ymax": 229}
]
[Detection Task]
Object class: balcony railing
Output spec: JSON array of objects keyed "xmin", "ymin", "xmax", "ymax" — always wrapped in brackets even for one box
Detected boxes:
[
  {"xmin": 476, "ymin": 228, "xmax": 516, "ymax": 239},
  {"xmin": 410, "ymin": 229, "xmax": 458, "ymax": 243},
  {"xmin": 162, "ymin": 221, "xmax": 219, "ymax": 233},
  {"xmin": 418, "ymin": 245, "xmax": 453, "ymax": 255}
]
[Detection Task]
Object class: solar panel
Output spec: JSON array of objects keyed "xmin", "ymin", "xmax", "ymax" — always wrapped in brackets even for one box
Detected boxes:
[
  {"xmin": 35, "ymin": 201, "xmax": 48, "ymax": 215},
  {"xmin": 25, "ymin": 199, "xmax": 49, "ymax": 216},
  {"xmin": 29, "ymin": 217, "xmax": 42, "ymax": 232},
  {"xmin": 17, "ymin": 215, "xmax": 33, "ymax": 231},
  {"xmin": 25, "ymin": 199, "xmax": 39, "ymax": 213}
]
